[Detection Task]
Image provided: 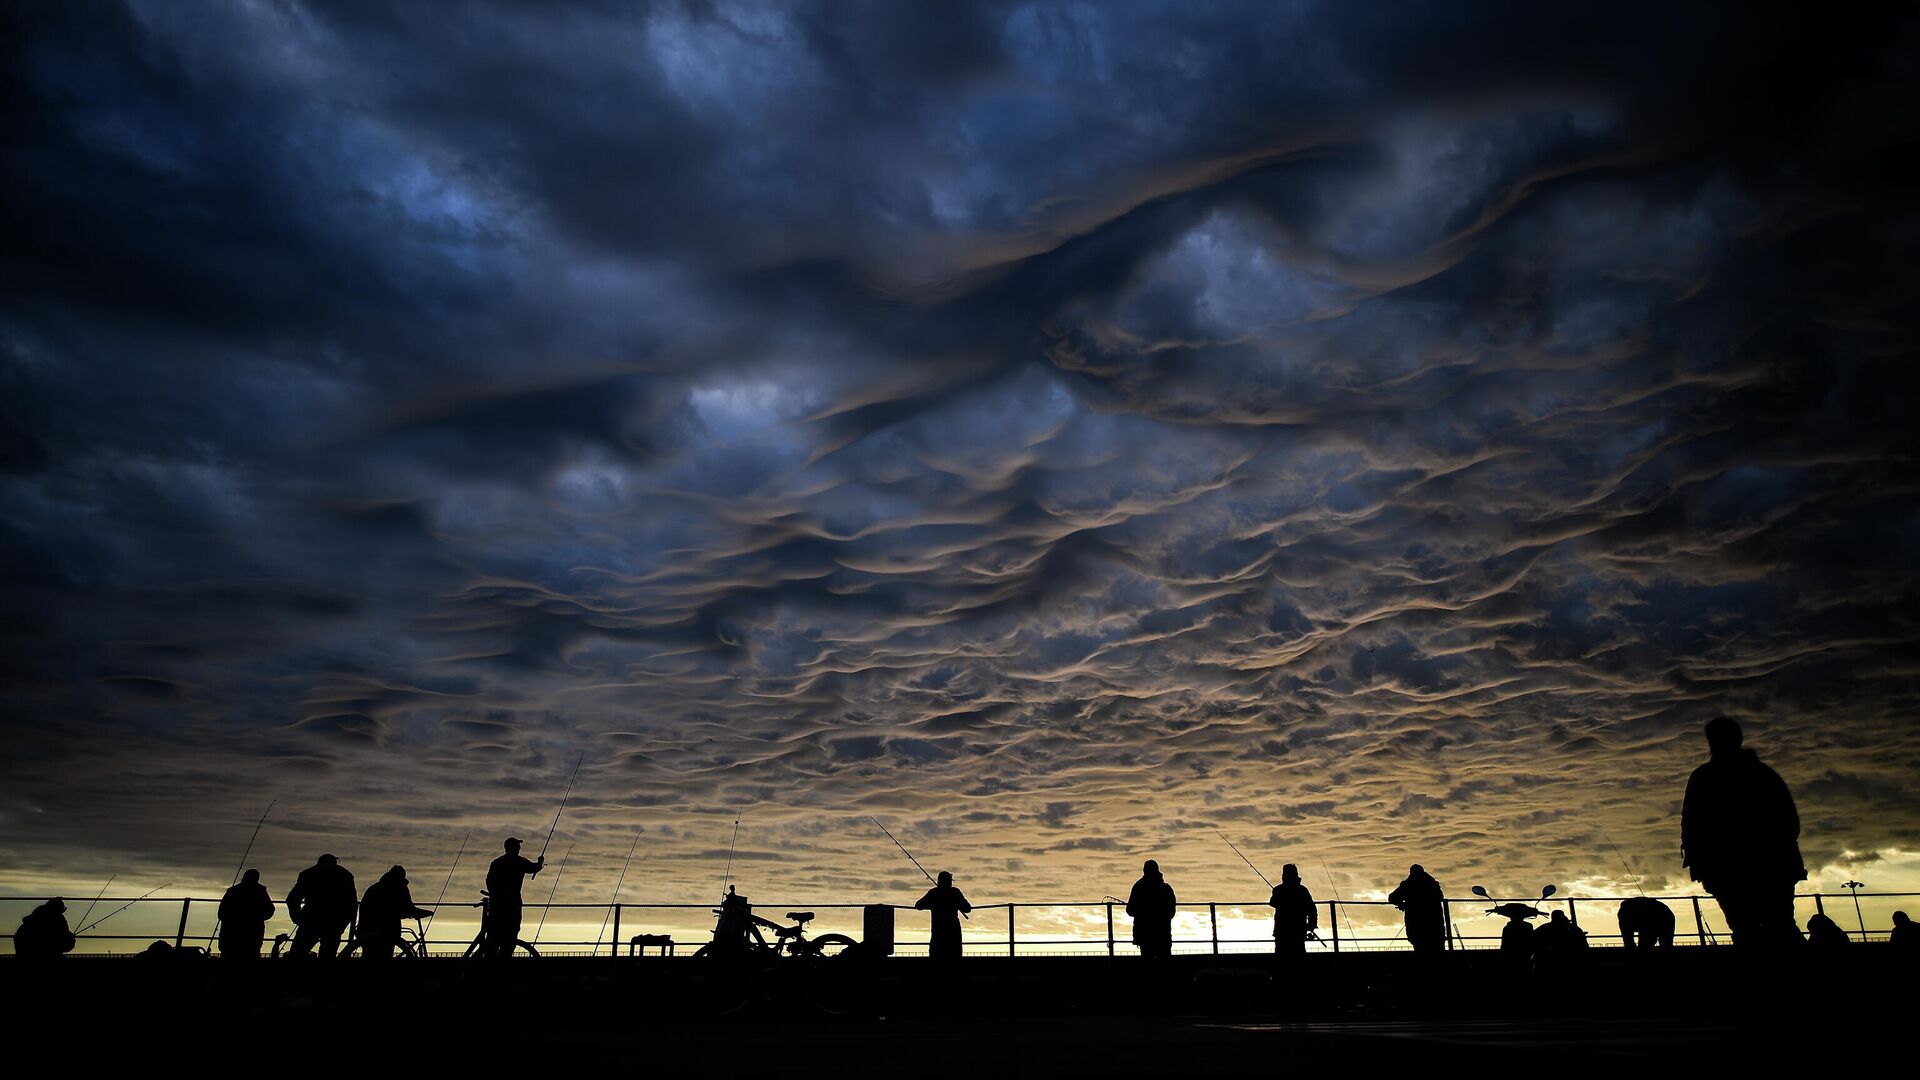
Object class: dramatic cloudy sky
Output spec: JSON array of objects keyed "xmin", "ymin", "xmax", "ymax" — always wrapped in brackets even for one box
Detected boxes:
[{"xmin": 5, "ymin": 0, "xmax": 1919, "ymax": 939}]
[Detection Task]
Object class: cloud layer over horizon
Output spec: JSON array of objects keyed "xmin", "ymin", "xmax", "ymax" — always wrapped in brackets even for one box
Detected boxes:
[{"xmin": 4, "ymin": 0, "xmax": 1919, "ymax": 908}]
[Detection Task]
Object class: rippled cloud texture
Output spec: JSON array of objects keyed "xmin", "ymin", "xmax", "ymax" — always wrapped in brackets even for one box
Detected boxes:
[{"xmin": 4, "ymin": 1, "xmax": 1919, "ymax": 906}]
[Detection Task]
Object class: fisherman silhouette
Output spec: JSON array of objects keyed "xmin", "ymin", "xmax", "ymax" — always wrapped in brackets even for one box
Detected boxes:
[
  {"xmin": 1387, "ymin": 864, "xmax": 1446, "ymax": 954},
  {"xmin": 1126, "ymin": 860, "xmax": 1177, "ymax": 961},
  {"xmin": 357, "ymin": 865, "xmax": 433, "ymax": 959},
  {"xmin": 1268, "ymin": 863, "xmax": 1317, "ymax": 960},
  {"xmin": 1681, "ymin": 717, "xmax": 1807, "ymax": 949},
  {"xmin": 14, "ymin": 898, "xmax": 76, "ymax": 958},
  {"xmin": 1805, "ymin": 912, "xmax": 1851, "ymax": 949},
  {"xmin": 483, "ymin": 837, "xmax": 544, "ymax": 958},
  {"xmin": 1617, "ymin": 896, "xmax": 1675, "ymax": 950},
  {"xmin": 217, "ymin": 869, "xmax": 275, "ymax": 959},
  {"xmin": 1891, "ymin": 911, "xmax": 1917, "ymax": 950},
  {"xmin": 285, "ymin": 854, "xmax": 357, "ymax": 959},
  {"xmin": 914, "ymin": 871, "xmax": 972, "ymax": 962}
]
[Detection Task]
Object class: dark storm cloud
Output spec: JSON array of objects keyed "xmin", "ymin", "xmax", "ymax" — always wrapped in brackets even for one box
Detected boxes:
[{"xmin": 3, "ymin": 0, "xmax": 1919, "ymax": 907}]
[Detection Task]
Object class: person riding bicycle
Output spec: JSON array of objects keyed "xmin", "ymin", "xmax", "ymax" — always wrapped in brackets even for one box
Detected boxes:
[{"xmin": 482, "ymin": 837, "xmax": 544, "ymax": 957}]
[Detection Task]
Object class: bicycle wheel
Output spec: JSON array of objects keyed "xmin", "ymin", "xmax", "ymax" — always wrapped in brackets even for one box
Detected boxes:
[{"xmin": 809, "ymin": 933, "xmax": 858, "ymax": 958}]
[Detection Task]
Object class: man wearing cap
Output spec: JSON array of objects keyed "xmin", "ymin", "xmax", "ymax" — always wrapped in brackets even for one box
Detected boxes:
[
  {"xmin": 286, "ymin": 853, "xmax": 358, "ymax": 959},
  {"xmin": 482, "ymin": 837, "xmax": 544, "ymax": 957}
]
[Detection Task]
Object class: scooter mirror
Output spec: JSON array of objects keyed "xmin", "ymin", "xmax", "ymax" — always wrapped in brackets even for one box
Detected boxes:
[
  {"xmin": 1471, "ymin": 885, "xmax": 1490, "ymax": 898},
  {"xmin": 1541, "ymin": 884, "xmax": 1557, "ymax": 899}
]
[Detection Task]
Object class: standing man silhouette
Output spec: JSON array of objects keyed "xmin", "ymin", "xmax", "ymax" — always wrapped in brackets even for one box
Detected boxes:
[
  {"xmin": 483, "ymin": 837, "xmax": 544, "ymax": 957},
  {"xmin": 218, "ymin": 869, "xmax": 275, "ymax": 959},
  {"xmin": 1126, "ymin": 859, "xmax": 1177, "ymax": 961},
  {"xmin": 285, "ymin": 854, "xmax": 357, "ymax": 959},
  {"xmin": 1268, "ymin": 863, "xmax": 1318, "ymax": 961},
  {"xmin": 1388, "ymin": 864, "xmax": 1446, "ymax": 954},
  {"xmin": 914, "ymin": 870, "xmax": 972, "ymax": 963},
  {"xmin": 1681, "ymin": 716, "xmax": 1806, "ymax": 949}
]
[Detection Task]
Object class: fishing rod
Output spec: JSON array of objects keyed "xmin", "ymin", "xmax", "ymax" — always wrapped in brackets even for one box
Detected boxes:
[
  {"xmin": 869, "ymin": 815, "xmax": 967, "ymax": 918},
  {"xmin": 1216, "ymin": 831, "xmax": 1272, "ymax": 889},
  {"xmin": 721, "ymin": 812, "xmax": 741, "ymax": 898},
  {"xmin": 539, "ymin": 753, "xmax": 586, "ymax": 861},
  {"xmin": 78, "ymin": 882, "xmax": 174, "ymax": 935},
  {"xmin": 1318, "ymin": 857, "xmax": 1358, "ymax": 942},
  {"xmin": 207, "ymin": 799, "xmax": 276, "ymax": 949},
  {"xmin": 594, "ymin": 834, "xmax": 641, "ymax": 956},
  {"xmin": 429, "ymin": 829, "xmax": 471, "ymax": 918},
  {"xmin": 1601, "ymin": 835, "xmax": 1647, "ymax": 896},
  {"xmin": 72, "ymin": 875, "xmax": 115, "ymax": 942},
  {"xmin": 531, "ymin": 843, "xmax": 574, "ymax": 945}
]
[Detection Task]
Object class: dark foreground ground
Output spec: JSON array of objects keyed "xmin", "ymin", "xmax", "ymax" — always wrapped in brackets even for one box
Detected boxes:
[{"xmin": 4, "ymin": 948, "xmax": 1910, "ymax": 1073}]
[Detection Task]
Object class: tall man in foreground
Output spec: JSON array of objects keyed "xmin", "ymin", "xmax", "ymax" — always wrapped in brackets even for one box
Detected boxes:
[
  {"xmin": 483, "ymin": 837, "xmax": 544, "ymax": 957},
  {"xmin": 1682, "ymin": 716, "xmax": 1806, "ymax": 948}
]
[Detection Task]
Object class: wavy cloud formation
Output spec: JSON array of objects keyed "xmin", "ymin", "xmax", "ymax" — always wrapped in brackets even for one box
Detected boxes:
[{"xmin": 3, "ymin": 1, "xmax": 1918, "ymax": 913}]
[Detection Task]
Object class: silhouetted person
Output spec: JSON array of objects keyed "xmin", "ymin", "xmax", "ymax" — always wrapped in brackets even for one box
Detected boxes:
[
  {"xmin": 14, "ymin": 898, "xmax": 76, "ymax": 958},
  {"xmin": 1887, "ymin": 910, "xmax": 1916, "ymax": 951},
  {"xmin": 1681, "ymin": 716, "xmax": 1806, "ymax": 949},
  {"xmin": 1534, "ymin": 910, "xmax": 1589, "ymax": 974},
  {"xmin": 1806, "ymin": 912, "xmax": 1851, "ymax": 949},
  {"xmin": 1388, "ymin": 864, "xmax": 1446, "ymax": 954},
  {"xmin": 1616, "ymin": 896, "xmax": 1675, "ymax": 950},
  {"xmin": 285, "ymin": 853, "xmax": 357, "ymax": 959},
  {"xmin": 914, "ymin": 871, "xmax": 971, "ymax": 962},
  {"xmin": 1268, "ymin": 863, "xmax": 1317, "ymax": 960},
  {"xmin": 358, "ymin": 865, "xmax": 433, "ymax": 959},
  {"xmin": 218, "ymin": 869, "xmax": 275, "ymax": 959},
  {"xmin": 483, "ymin": 837, "xmax": 543, "ymax": 957},
  {"xmin": 1891, "ymin": 911, "xmax": 1917, "ymax": 951},
  {"xmin": 1126, "ymin": 860, "xmax": 1177, "ymax": 961}
]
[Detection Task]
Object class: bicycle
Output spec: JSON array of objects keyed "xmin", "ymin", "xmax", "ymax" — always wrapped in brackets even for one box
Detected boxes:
[
  {"xmin": 342, "ymin": 920, "xmax": 431, "ymax": 959},
  {"xmin": 461, "ymin": 891, "xmax": 541, "ymax": 958},
  {"xmin": 690, "ymin": 888, "xmax": 864, "ymax": 1017},
  {"xmin": 691, "ymin": 887, "xmax": 858, "ymax": 960}
]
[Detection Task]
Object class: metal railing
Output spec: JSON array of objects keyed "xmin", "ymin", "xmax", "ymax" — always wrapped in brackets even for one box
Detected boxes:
[{"xmin": 5, "ymin": 891, "xmax": 1913, "ymax": 956}]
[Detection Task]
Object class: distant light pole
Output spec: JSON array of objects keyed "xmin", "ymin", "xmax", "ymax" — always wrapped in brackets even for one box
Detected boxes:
[{"xmin": 1842, "ymin": 880, "xmax": 1867, "ymax": 942}]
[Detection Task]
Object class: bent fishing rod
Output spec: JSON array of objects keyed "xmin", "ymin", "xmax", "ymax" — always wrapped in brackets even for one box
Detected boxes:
[
  {"xmin": 531, "ymin": 842, "xmax": 574, "ymax": 945},
  {"xmin": 1216, "ymin": 830, "xmax": 1272, "ymax": 889},
  {"xmin": 539, "ymin": 753, "xmax": 586, "ymax": 861},
  {"xmin": 429, "ymin": 829, "xmax": 471, "ymax": 919},
  {"xmin": 1319, "ymin": 856, "xmax": 1358, "ymax": 942},
  {"xmin": 78, "ymin": 882, "xmax": 175, "ymax": 935},
  {"xmin": 73, "ymin": 874, "xmax": 115, "ymax": 943},
  {"xmin": 208, "ymin": 799, "xmax": 276, "ymax": 949},
  {"xmin": 870, "ymin": 815, "xmax": 967, "ymax": 918},
  {"xmin": 595, "ymin": 833, "xmax": 641, "ymax": 956}
]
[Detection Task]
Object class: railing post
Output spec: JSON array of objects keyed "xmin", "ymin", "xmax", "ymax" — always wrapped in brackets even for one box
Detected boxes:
[
  {"xmin": 175, "ymin": 898, "xmax": 191, "ymax": 949},
  {"xmin": 1444, "ymin": 899, "xmax": 1454, "ymax": 950},
  {"xmin": 1328, "ymin": 900, "xmax": 1339, "ymax": 953},
  {"xmin": 1105, "ymin": 902, "xmax": 1114, "ymax": 957},
  {"xmin": 1209, "ymin": 903, "xmax": 1219, "ymax": 955},
  {"xmin": 1691, "ymin": 896, "xmax": 1708, "ymax": 945},
  {"xmin": 1567, "ymin": 897, "xmax": 1577, "ymax": 926},
  {"xmin": 610, "ymin": 903, "xmax": 621, "ymax": 958},
  {"xmin": 1007, "ymin": 904, "xmax": 1015, "ymax": 957}
]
